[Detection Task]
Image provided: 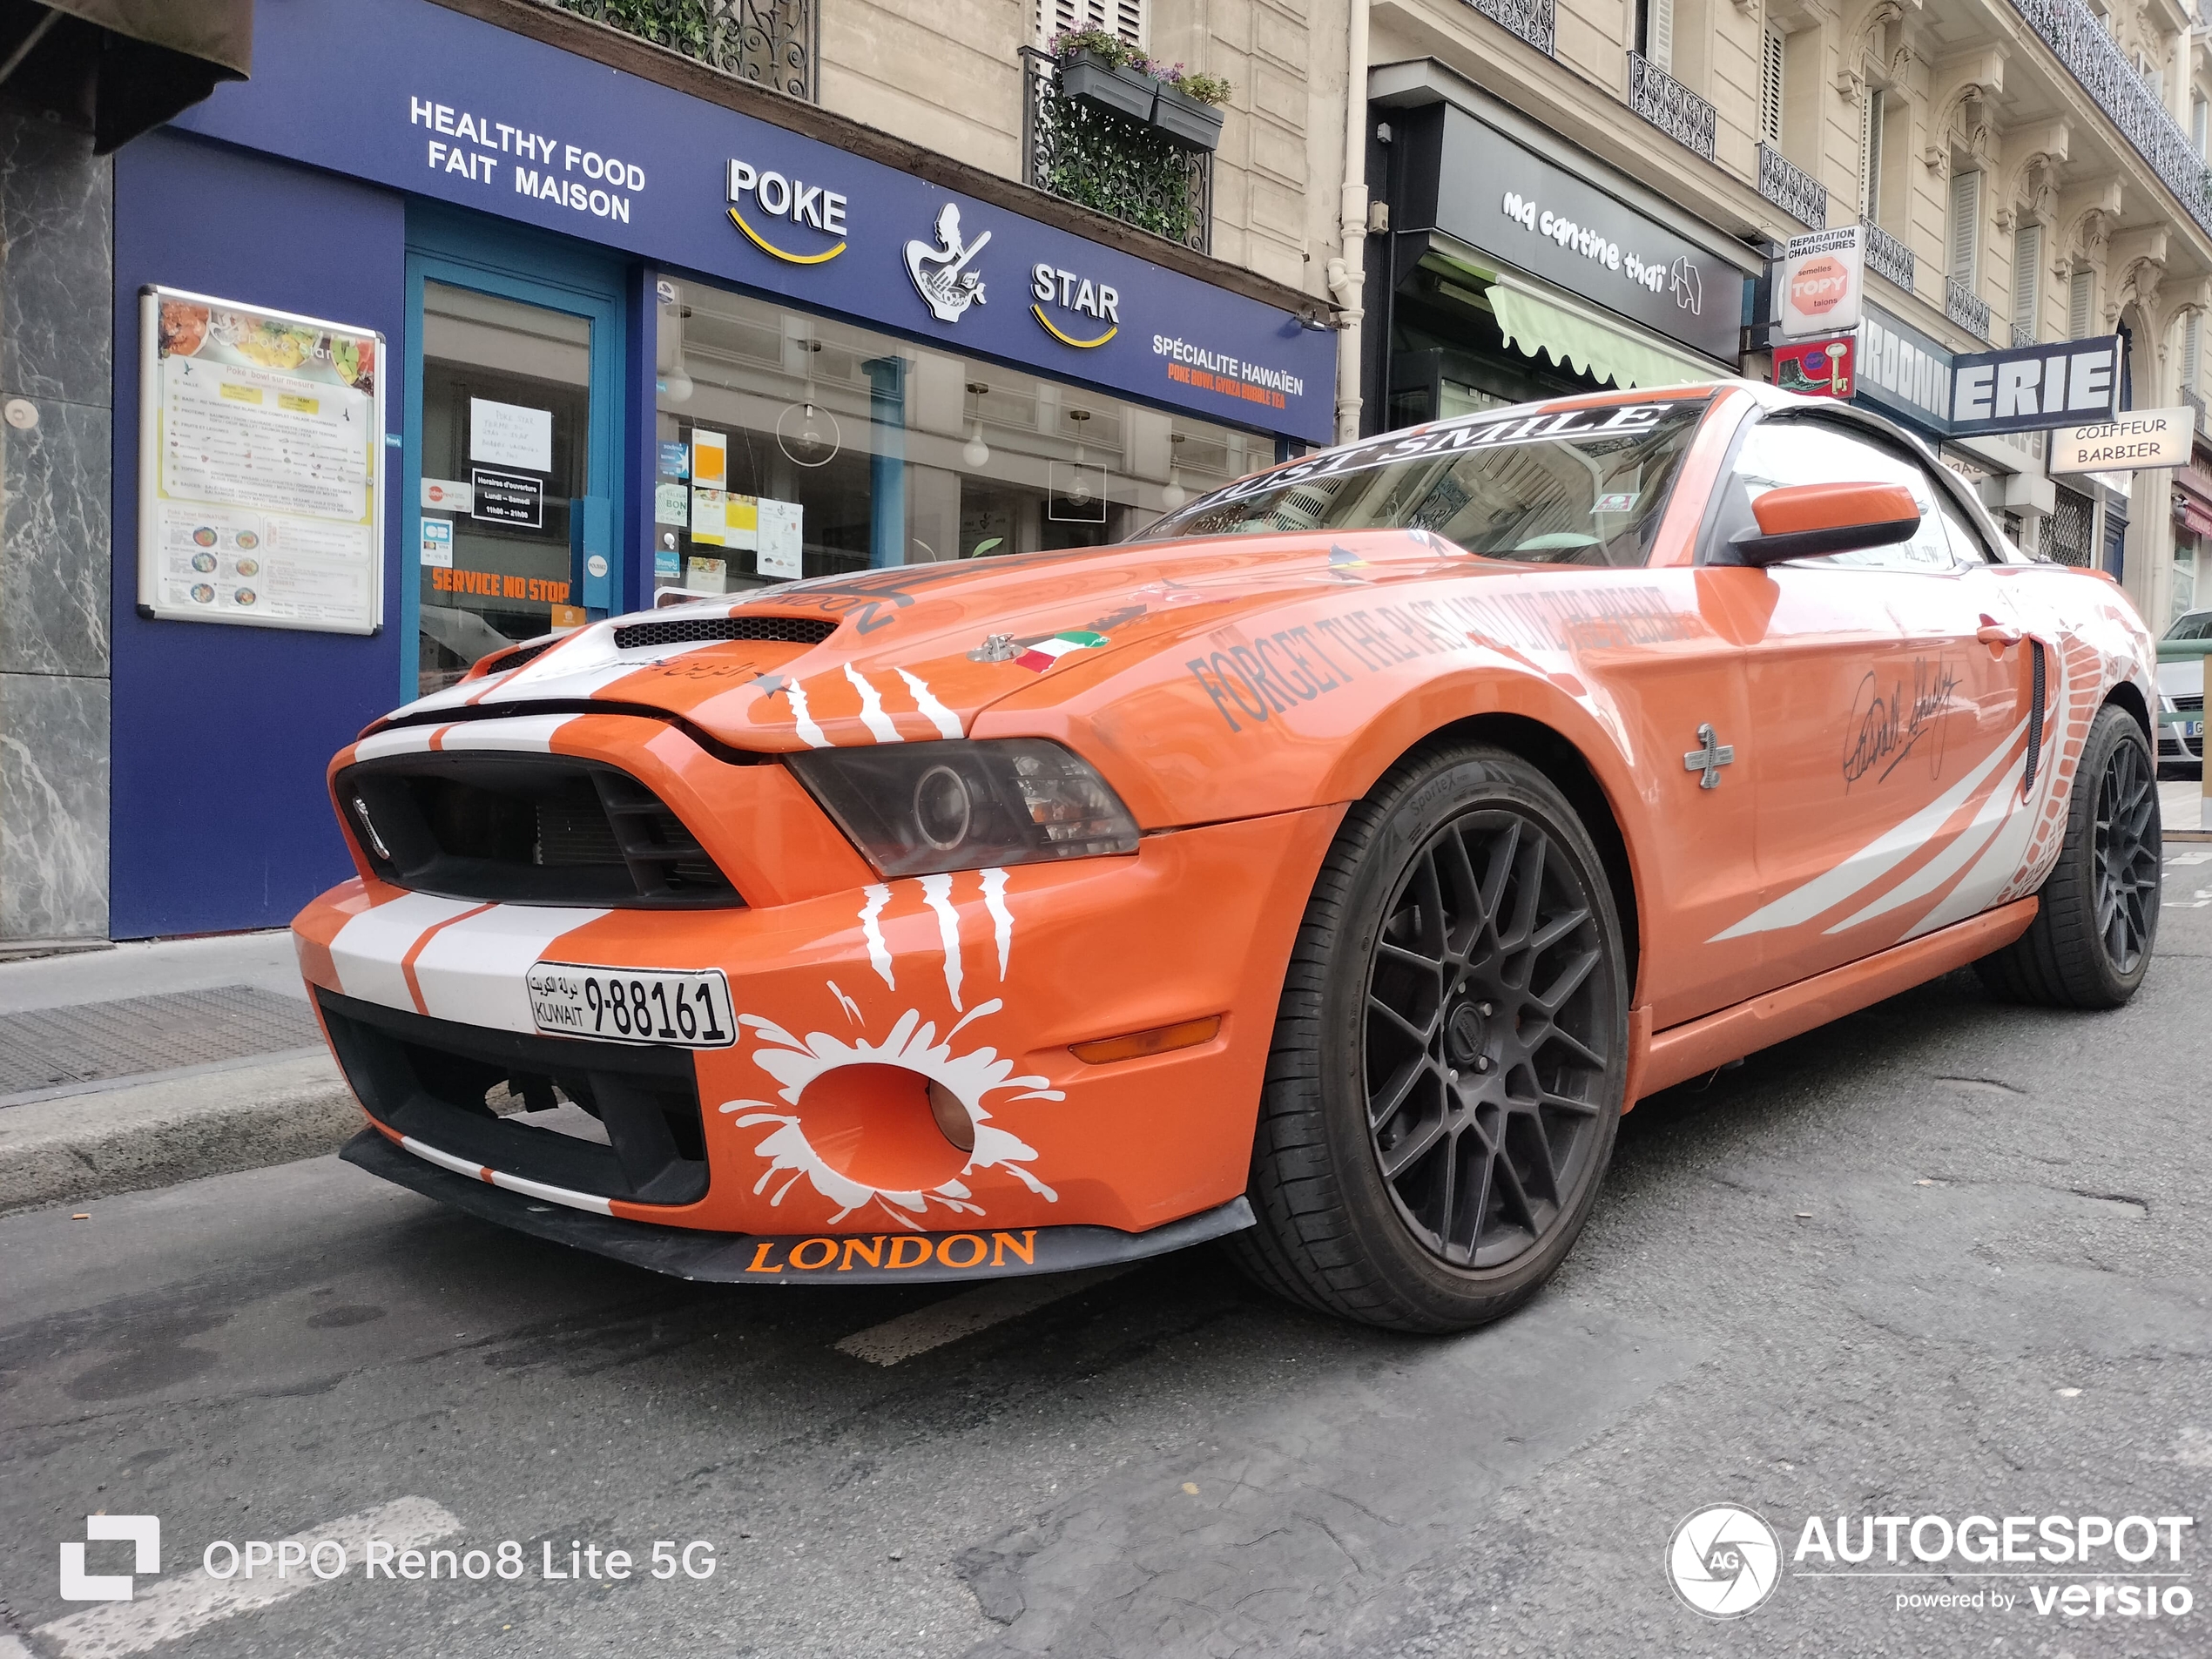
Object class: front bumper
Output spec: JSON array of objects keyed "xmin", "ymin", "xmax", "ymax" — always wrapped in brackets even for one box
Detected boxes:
[{"xmin": 296, "ymin": 804, "xmax": 1339, "ymax": 1244}]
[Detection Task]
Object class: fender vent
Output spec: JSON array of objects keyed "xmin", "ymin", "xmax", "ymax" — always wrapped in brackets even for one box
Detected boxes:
[
  {"xmin": 612, "ymin": 615, "xmax": 837, "ymax": 651},
  {"xmin": 2024, "ymin": 639, "xmax": 2047, "ymax": 793}
]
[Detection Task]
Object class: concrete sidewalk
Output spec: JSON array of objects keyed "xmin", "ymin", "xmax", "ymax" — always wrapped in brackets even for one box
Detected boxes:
[{"xmin": 0, "ymin": 932, "xmax": 360, "ymax": 1214}]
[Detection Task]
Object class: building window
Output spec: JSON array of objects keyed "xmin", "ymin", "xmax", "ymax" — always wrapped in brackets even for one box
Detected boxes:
[
  {"xmin": 2011, "ymin": 220, "xmax": 2040, "ymax": 345},
  {"xmin": 1037, "ymin": 0, "xmax": 1145, "ymax": 49},
  {"xmin": 651, "ymin": 280, "xmax": 1251, "ymax": 593},
  {"xmin": 2194, "ymin": 94, "xmax": 2209, "ymax": 158},
  {"xmin": 1947, "ymin": 168, "xmax": 1981, "ymax": 287},
  {"xmin": 2069, "ymin": 266, "xmax": 2095, "ymax": 338},
  {"xmin": 1759, "ymin": 24, "xmax": 1786, "ymax": 146},
  {"xmin": 1858, "ymin": 86, "xmax": 1885, "ymax": 224},
  {"xmin": 1638, "ymin": 0, "xmax": 1676, "ymax": 74}
]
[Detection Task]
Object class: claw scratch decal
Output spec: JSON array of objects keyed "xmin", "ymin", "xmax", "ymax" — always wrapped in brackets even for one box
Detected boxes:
[
  {"xmin": 844, "ymin": 663, "xmax": 900, "ymax": 743},
  {"xmin": 981, "ymin": 867, "xmax": 1013, "ymax": 978},
  {"xmin": 919, "ymin": 873, "xmax": 964, "ymax": 1009},
  {"xmin": 720, "ymin": 1000, "xmax": 1064, "ymax": 1225},
  {"xmin": 859, "ymin": 884, "xmax": 894, "ymax": 989},
  {"xmin": 896, "ymin": 667, "xmax": 963, "ymax": 739}
]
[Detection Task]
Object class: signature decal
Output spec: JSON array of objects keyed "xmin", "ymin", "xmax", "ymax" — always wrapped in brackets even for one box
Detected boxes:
[{"xmin": 1844, "ymin": 658, "xmax": 1962, "ymax": 790}]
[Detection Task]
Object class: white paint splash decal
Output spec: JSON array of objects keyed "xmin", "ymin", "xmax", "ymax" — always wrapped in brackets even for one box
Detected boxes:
[
  {"xmin": 859, "ymin": 884, "xmax": 895, "ymax": 990},
  {"xmin": 845, "ymin": 663, "xmax": 901, "ymax": 743},
  {"xmin": 920, "ymin": 872, "xmax": 964, "ymax": 1010},
  {"xmin": 720, "ymin": 999, "xmax": 1063, "ymax": 1224},
  {"xmin": 786, "ymin": 678, "xmax": 831, "ymax": 749},
  {"xmin": 896, "ymin": 667, "xmax": 962, "ymax": 739},
  {"xmin": 980, "ymin": 867, "xmax": 1013, "ymax": 979}
]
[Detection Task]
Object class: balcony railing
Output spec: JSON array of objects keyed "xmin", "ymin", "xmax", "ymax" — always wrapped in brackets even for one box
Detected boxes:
[
  {"xmin": 1946, "ymin": 275, "xmax": 1995, "ymax": 341},
  {"xmin": 555, "ymin": 0, "xmax": 815, "ymax": 98},
  {"xmin": 2010, "ymin": 0, "xmax": 2212, "ymax": 234},
  {"xmin": 1757, "ymin": 143, "xmax": 1828, "ymax": 228},
  {"xmin": 1628, "ymin": 53, "xmax": 1716, "ymax": 164},
  {"xmin": 1021, "ymin": 50, "xmax": 1211, "ymax": 253},
  {"xmin": 1470, "ymin": 0, "xmax": 1557, "ymax": 57},
  {"xmin": 1864, "ymin": 221, "xmax": 1915, "ymax": 293}
]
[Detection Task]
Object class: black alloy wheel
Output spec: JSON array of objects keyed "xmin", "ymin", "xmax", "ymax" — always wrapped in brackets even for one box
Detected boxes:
[
  {"xmin": 1231, "ymin": 744, "xmax": 1628, "ymax": 1332},
  {"xmin": 1365, "ymin": 810, "xmax": 1613, "ymax": 1270},
  {"xmin": 1976, "ymin": 702, "xmax": 2161, "ymax": 1009}
]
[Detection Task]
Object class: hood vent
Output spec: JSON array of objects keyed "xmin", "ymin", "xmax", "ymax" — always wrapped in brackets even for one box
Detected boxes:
[{"xmin": 612, "ymin": 614, "xmax": 838, "ymax": 651}]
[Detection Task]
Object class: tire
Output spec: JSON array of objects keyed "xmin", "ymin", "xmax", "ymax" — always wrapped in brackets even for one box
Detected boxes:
[
  {"xmin": 1229, "ymin": 744, "xmax": 1629, "ymax": 1333},
  {"xmin": 1975, "ymin": 702, "xmax": 2161, "ymax": 1009}
]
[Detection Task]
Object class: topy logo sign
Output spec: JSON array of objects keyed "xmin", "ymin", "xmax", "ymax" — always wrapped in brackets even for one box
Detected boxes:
[{"xmin": 60, "ymin": 1515, "xmax": 160, "ymax": 1602}]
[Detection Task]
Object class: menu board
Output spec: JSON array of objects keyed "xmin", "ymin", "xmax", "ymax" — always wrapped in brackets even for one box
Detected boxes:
[{"xmin": 137, "ymin": 286, "xmax": 385, "ymax": 634}]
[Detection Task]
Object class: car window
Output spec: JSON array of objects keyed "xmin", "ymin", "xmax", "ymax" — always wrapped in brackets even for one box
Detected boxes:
[
  {"xmin": 1936, "ymin": 495, "xmax": 1999, "ymax": 565},
  {"xmin": 1721, "ymin": 418, "xmax": 1959, "ymax": 571},
  {"xmin": 2166, "ymin": 611, "xmax": 2212, "ymax": 641},
  {"xmin": 1145, "ymin": 399, "xmax": 1708, "ymax": 568}
]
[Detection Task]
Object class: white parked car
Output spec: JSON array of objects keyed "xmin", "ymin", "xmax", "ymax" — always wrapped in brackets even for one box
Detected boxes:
[{"xmin": 2160, "ymin": 610, "xmax": 2211, "ymax": 772}]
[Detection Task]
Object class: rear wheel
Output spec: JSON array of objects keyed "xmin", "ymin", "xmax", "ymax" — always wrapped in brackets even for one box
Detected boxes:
[
  {"xmin": 1231, "ymin": 745, "xmax": 1628, "ymax": 1333},
  {"xmin": 1975, "ymin": 702, "xmax": 2160, "ymax": 1008}
]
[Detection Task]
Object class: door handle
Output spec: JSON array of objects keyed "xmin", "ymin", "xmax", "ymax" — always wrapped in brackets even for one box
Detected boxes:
[{"xmin": 1976, "ymin": 614, "xmax": 2021, "ymax": 647}]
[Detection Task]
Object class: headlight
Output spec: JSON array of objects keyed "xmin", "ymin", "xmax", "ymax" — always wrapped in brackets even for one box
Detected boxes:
[{"xmin": 787, "ymin": 739, "xmax": 1140, "ymax": 877}]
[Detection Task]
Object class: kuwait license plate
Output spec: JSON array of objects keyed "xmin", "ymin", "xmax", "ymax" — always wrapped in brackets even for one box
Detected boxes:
[{"xmin": 526, "ymin": 962, "xmax": 737, "ymax": 1047}]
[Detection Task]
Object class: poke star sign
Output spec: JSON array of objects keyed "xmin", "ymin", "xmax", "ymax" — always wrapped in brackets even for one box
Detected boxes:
[{"xmin": 1776, "ymin": 226, "xmax": 1865, "ymax": 340}]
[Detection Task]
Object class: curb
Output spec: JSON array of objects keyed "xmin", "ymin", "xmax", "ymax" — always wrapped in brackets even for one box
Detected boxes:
[{"xmin": 0, "ymin": 1053, "xmax": 364, "ymax": 1215}]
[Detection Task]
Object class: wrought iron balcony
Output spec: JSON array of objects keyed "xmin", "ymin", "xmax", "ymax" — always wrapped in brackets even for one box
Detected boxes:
[
  {"xmin": 1864, "ymin": 221, "xmax": 1915, "ymax": 294},
  {"xmin": 1946, "ymin": 275, "xmax": 1995, "ymax": 342},
  {"xmin": 2009, "ymin": 0, "xmax": 2212, "ymax": 235},
  {"xmin": 1470, "ymin": 0, "xmax": 1556, "ymax": 57},
  {"xmin": 1628, "ymin": 53, "xmax": 1716, "ymax": 164},
  {"xmin": 1022, "ymin": 50, "xmax": 1211, "ymax": 253},
  {"xmin": 1757, "ymin": 144, "xmax": 1828, "ymax": 229},
  {"xmin": 554, "ymin": 0, "xmax": 815, "ymax": 98}
]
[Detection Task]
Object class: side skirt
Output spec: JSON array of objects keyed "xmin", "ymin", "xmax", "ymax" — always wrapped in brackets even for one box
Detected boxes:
[
  {"xmin": 340, "ymin": 1129, "xmax": 1255, "ymax": 1284},
  {"xmin": 1630, "ymin": 898, "xmax": 2040, "ymax": 1103}
]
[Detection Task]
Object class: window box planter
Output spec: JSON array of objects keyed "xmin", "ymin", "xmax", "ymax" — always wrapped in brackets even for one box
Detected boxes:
[
  {"xmin": 1152, "ymin": 81, "xmax": 1225, "ymax": 152},
  {"xmin": 1057, "ymin": 51, "xmax": 1157, "ymax": 122}
]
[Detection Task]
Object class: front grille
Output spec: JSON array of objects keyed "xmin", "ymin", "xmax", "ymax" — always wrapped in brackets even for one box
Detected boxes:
[
  {"xmin": 2175, "ymin": 694, "xmax": 2204, "ymax": 713},
  {"xmin": 612, "ymin": 615, "xmax": 838, "ymax": 651},
  {"xmin": 340, "ymin": 753, "xmax": 740, "ymax": 907},
  {"xmin": 317, "ymin": 988, "xmax": 708, "ymax": 1205}
]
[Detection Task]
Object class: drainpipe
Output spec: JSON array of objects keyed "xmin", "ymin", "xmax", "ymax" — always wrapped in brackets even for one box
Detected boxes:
[{"xmin": 1326, "ymin": 0, "xmax": 1369, "ymax": 443}]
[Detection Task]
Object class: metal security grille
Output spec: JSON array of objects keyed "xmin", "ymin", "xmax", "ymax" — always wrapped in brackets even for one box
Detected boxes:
[
  {"xmin": 610, "ymin": 615, "xmax": 837, "ymax": 650},
  {"xmin": 0, "ymin": 986, "xmax": 322, "ymax": 1097},
  {"xmin": 2049, "ymin": 487, "xmax": 2093, "ymax": 567}
]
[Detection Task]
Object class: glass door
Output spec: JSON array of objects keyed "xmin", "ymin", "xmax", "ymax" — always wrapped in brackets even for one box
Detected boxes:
[{"xmin": 416, "ymin": 282, "xmax": 592, "ymax": 692}]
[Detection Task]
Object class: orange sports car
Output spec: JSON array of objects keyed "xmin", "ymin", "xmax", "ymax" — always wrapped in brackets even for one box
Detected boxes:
[{"xmin": 296, "ymin": 381, "xmax": 2161, "ymax": 1332}]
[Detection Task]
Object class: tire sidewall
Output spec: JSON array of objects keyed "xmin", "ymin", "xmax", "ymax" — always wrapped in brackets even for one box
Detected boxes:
[
  {"xmin": 2062, "ymin": 706, "xmax": 2161, "ymax": 999},
  {"xmin": 1311, "ymin": 748, "xmax": 1629, "ymax": 1325}
]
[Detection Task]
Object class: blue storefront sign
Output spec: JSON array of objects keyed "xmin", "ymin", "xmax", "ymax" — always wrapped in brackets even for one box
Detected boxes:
[{"xmin": 172, "ymin": 0, "xmax": 1332, "ymax": 443}]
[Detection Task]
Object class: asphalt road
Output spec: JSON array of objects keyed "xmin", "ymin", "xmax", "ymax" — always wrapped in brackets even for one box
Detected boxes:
[{"xmin": 3, "ymin": 867, "xmax": 2209, "ymax": 1658}]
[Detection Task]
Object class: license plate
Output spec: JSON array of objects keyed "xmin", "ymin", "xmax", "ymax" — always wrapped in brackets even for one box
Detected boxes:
[
  {"xmin": 2189, "ymin": 722, "xmax": 2203, "ymax": 738},
  {"xmin": 526, "ymin": 962, "xmax": 737, "ymax": 1047}
]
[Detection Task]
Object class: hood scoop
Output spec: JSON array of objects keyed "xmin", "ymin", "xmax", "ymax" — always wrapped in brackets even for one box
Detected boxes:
[{"xmin": 610, "ymin": 613, "xmax": 840, "ymax": 651}]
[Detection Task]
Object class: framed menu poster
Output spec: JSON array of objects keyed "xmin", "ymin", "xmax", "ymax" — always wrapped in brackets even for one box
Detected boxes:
[{"xmin": 137, "ymin": 286, "xmax": 385, "ymax": 633}]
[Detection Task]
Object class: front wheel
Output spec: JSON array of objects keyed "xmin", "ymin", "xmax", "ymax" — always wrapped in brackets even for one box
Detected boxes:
[
  {"xmin": 1230, "ymin": 745, "xmax": 1628, "ymax": 1333},
  {"xmin": 1975, "ymin": 702, "xmax": 2161, "ymax": 1008}
]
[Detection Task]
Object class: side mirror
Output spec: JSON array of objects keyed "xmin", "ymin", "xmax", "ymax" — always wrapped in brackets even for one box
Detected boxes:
[{"xmin": 1727, "ymin": 481, "xmax": 1921, "ymax": 567}]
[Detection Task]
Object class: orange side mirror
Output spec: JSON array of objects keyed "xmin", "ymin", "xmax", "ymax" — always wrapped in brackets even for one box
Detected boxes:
[{"xmin": 1729, "ymin": 481, "xmax": 1922, "ymax": 567}]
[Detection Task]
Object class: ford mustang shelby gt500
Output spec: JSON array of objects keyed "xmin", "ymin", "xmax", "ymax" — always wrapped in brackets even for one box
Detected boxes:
[{"xmin": 297, "ymin": 381, "xmax": 2161, "ymax": 1332}]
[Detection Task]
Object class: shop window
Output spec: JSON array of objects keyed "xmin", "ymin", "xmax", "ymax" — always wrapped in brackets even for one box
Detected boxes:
[{"xmin": 651, "ymin": 279, "xmax": 1252, "ymax": 594}]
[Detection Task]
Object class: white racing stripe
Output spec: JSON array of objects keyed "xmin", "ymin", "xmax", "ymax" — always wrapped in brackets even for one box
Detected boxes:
[
  {"xmin": 352, "ymin": 725, "xmax": 441, "ymax": 761},
  {"xmin": 327, "ymin": 892, "xmax": 487, "ymax": 1013},
  {"xmin": 409, "ymin": 905, "xmax": 610, "ymax": 1032},
  {"xmin": 435, "ymin": 713, "xmax": 580, "ymax": 752},
  {"xmin": 1826, "ymin": 751, "xmax": 2026, "ymax": 934},
  {"xmin": 36, "ymin": 1497, "xmax": 460, "ymax": 1659},
  {"xmin": 397, "ymin": 1134, "xmax": 615, "ymax": 1217},
  {"xmin": 833, "ymin": 1265, "xmax": 1134, "ymax": 1366}
]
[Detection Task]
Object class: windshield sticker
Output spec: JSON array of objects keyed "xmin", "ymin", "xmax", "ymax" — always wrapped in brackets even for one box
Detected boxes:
[{"xmin": 1593, "ymin": 491, "xmax": 1639, "ymax": 514}]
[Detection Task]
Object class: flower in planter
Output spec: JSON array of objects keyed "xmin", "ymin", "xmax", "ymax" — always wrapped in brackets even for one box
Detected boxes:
[
  {"xmin": 1048, "ymin": 27, "xmax": 1137, "ymax": 68},
  {"xmin": 1173, "ymin": 72, "xmax": 1232, "ymax": 107}
]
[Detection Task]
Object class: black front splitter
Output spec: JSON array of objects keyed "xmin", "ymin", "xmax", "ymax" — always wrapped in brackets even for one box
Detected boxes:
[{"xmin": 341, "ymin": 1130, "xmax": 1254, "ymax": 1284}]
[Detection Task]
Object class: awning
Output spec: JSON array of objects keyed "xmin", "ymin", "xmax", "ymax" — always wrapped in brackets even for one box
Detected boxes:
[
  {"xmin": 0, "ymin": 0, "xmax": 251, "ymax": 152},
  {"xmin": 1484, "ymin": 275, "xmax": 1716, "ymax": 391},
  {"xmin": 2180, "ymin": 496, "xmax": 2212, "ymax": 540}
]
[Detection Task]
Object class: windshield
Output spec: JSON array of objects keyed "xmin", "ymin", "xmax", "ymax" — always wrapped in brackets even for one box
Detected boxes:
[
  {"xmin": 1141, "ymin": 398, "xmax": 1710, "ymax": 567},
  {"xmin": 2166, "ymin": 611, "xmax": 2212, "ymax": 641}
]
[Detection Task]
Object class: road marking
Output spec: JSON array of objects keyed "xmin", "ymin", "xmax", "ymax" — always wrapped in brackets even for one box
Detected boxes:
[
  {"xmin": 833, "ymin": 1265, "xmax": 1134, "ymax": 1366},
  {"xmin": 37, "ymin": 1496, "xmax": 458, "ymax": 1659}
]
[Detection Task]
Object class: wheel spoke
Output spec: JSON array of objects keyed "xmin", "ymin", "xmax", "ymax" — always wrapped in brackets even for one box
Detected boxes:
[
  {"xmin": 1540, "ymin": 1089, "xmax": 1605, "ymax": 1117},
  {"xmin": 1367, "ymin": 993, "xmax": 1435, "ymax": 1049},
  {"xmin": 1379, "ymin": 1107, "xmax": 1450, "ymax": 1182},
  {"xmin": 1531, "ymin": 944, "xmax": 1601, "ymax": 1014},
  {"xmin": 1368, "ymin": 1053, "xmax": 1434, "ymax": 1131}
]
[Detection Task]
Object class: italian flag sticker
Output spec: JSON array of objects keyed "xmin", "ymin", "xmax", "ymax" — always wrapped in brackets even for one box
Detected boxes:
[{"xmin": 1015, "ymin": 630, "xmax": 1109, "ymax": 671}]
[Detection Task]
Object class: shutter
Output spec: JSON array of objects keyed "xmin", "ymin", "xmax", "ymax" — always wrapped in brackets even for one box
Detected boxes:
[
  {"xmin": 1859, "ymin": 88, "xmax": 1884, "ymax": 223},
  {"xmin": 1948, "ymin": 168, "xmax": 1980, "ymax": 284},
  {"xmin": 1760, "ymin": 27, "xmax": 1786, "ymax": 145},
  {"xmin": 2195, "ymin": 96, "xmax": 2208, "ymax": 158},
  {"xmin": 1037, "ymin": 0, "xmax": 1143, "ymax": 48},
  {"xmin": 1648, "ymin": 0, "xmax": 1675, "ymax": 74},
  {"xmin": 2069, "ymin": 268, "xmax": 2094, "ymax": 339},
  {"xmin": 2012, "ymin": 221, "xmax": 2040, "ymax": 345},
  {"xmin": 2187, "ymin": 314, "xmax": 2202, "ymax": 394}
]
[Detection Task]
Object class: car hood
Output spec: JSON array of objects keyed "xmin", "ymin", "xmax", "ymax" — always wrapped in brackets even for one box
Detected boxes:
[{"xmin": 374, "ymin": 527, "xmax": 1478, "ymax": 751}]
